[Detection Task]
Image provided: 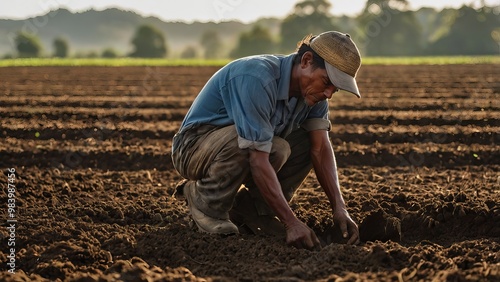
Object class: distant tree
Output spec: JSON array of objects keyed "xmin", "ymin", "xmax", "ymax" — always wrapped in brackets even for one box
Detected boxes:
[
  {"xmin": 73, "ymin": 52, "xmax": 87, "ymax": 58},
  {"xmin": 180, "ymin": 46, "xmax": 198, "ymax": 59},
  {"xmin": 53, "ymin": 37, "xmax": 69, "ymax": 58},
  {"xmin": 86, "ymin": 51, "xmax": 99, "ymax": 58},
  {"xmin": 230, "ymin": 25, "xmax": 276, "ymax": 58},
  {"xmin": 427, "ymin": 5, "xmax": 499, "ymax": 55},
  {"xmin": 200, "ymin": 30, "xmax": 222, "ymax": 59},
  {"xmin": 15, "ymin": 32, "xmax": 43, "ymax": 58},
  {"xmin": 364, "ymin": 0, "xmax": 409, "ymax": 10},
  {"xmin": 413, "ymin": 7, "xmax": 441, "ymax": 47},
  {"xmin": 492, "ymin": 28, "xmax": 500, "ymax": 54},
  {"xmin": 102, "ymin": 48, "xmax": 119, "ymax": 58},
  {"xmin": 130, "ymin": 25, "xmax": 168, "ymax": 58},
  {"xmin": 279, "ymin": 0, "xmax": 336, "ymax": 53},
  {"xmin": 357, "ymin": 0, "xmax": 423, "ymax": 56}
]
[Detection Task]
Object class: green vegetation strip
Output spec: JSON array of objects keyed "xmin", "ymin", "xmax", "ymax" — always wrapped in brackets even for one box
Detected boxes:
[
  {"xmin": 0, "ymin": 58, "xmax": 230, "ymax": 67},
  {"xmin": 362, "ymin": 56, "xmax": 500, "ymax": 65},
  {"xmin": 0, "ymin": 56, "xmax": 498, "ymax": 67}
]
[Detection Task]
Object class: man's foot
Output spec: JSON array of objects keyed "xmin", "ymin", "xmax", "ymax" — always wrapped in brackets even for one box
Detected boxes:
[
  {"xmin": 178, "ymin": 180, "xmax": 239, "ymax": 235},
  {"xmin": 229, "ymin": 187, "xmax": 286, "ymax": 236}
]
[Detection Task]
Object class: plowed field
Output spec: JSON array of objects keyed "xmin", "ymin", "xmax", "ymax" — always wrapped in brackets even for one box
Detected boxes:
[{"xmin": 1, "ymin": 64, "xmax": 499, "ymax": 281}]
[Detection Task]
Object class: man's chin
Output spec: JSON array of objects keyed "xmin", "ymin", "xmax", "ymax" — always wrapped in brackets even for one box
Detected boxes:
[{"xmin": 305, "ymin": 98, "xmax": 317, "ymax": 107}]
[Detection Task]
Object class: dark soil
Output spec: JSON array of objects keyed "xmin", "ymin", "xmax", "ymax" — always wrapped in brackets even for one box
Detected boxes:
[{"xmin": 0, "ymin": 64, "xmax": 499, "ymax": 281}]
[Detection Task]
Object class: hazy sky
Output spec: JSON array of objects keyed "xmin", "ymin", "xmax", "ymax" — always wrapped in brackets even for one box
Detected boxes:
[{"xmin": 1, "ymin": 0, "xmax": 498, "ymax": 22}]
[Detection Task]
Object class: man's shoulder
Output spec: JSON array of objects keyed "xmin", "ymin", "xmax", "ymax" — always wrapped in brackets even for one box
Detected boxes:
[
  {"xmin": 227, "ymin": 54, "xmax": 288, "ymax": 80},
  {"xmin": 234, "ymin": 54, "xmax": 283, "ymax": 67}
]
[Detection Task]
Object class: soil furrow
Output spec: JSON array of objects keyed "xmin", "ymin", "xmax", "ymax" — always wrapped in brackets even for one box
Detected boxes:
[
  {"xmin": 2, "ymin": 126, "xmax": 497, "ymax": 145},
  {"xmin": 2, "ymin": 145, "xmax": 497, "ymax": 169},
  {"xmin": 2, "ymin": 98, "xmax": 497, "ymax": 112},
  {"xmin": 2, "ymin": 107, "xmax": 498, "ymax": 126}
]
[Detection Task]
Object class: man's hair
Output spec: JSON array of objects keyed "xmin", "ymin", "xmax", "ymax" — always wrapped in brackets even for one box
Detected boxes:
[{"xmin": 294, "ymin": 34, "xmax": 326, "ymax": 69}]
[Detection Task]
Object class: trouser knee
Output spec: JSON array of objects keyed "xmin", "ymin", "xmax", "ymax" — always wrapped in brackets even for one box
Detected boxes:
[{"xmin": 269, "ymin": 136, "xmax": 291, "ymax": 172}]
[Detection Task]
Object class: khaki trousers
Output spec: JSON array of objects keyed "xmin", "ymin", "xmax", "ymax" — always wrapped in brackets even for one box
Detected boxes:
[{"xmin": 172, "ymin": 125, "xmax": 312, "ymax": 219}]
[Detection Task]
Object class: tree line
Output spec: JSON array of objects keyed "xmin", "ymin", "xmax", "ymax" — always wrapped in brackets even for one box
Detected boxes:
[
  {"xmin": 8, "ymin": 0, "xmax": 500, "ymax": 59},
  {"xmin": 9, "ymin": 25, "xmax": 222, "ymax": 59}
]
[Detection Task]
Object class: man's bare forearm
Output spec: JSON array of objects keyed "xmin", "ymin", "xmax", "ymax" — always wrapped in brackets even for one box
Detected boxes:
[
  {"xmin": 309, "ymin": 131, "xmax": 346, "ymax": 211},
  {"xmin": 248, "ymin": 150, "xmax": 299, "ymax": 227}
]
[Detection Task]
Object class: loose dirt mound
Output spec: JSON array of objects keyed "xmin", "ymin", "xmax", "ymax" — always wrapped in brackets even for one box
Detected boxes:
[{"xmin": 0, "ymin": 64, "xmax": 499, "ymax": 281}]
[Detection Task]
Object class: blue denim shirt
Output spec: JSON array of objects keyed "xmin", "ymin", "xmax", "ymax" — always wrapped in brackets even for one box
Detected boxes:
[{"xmin": 173, "ymin": 54, "xmax": 330, "ymax": 153}]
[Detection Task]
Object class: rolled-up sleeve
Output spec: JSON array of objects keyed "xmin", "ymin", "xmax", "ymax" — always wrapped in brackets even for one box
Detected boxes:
[
  {"xmin": 221, "ymin": 75, "xmax": 276, "ymax": 153},
  {"xmin": 301, "ymin": 100, "xmax": 331, "ymax": 131},
  {"xmin": 301, "ymin": 118, "xmax": 331, "ymax": 131}
]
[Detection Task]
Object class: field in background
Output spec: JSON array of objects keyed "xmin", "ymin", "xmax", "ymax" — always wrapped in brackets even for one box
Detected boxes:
[
  {"xmin": 0, "ymin": 64, "xmax": 499, "ymax": 281},
  {"xmin": 0, "ymin": 55, "xmax": 499, "ymax": 67}
]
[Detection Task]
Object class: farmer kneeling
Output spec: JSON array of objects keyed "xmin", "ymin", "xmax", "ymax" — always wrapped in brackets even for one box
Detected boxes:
[{"xmin": 172, "ymin": 31, "xmax": 361, "ymax": 250}]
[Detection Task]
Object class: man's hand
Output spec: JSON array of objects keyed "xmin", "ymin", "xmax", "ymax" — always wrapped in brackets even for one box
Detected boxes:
[
  {"xmin": 285, "ymin": 220, "xmax": 321, "ymax": 250},
  {"xmin": 334, "ymin": 207, "xmax": 359, "ymax": 245}
]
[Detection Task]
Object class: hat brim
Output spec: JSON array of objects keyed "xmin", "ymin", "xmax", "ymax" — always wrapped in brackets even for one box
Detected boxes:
[{"xmin": 325, "ymin": 62, "xmax": 361, "ymax": 98}]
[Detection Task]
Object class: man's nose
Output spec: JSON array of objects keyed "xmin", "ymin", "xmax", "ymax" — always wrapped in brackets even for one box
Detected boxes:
[{"xmin": 324, "ymin": 86, "xmax": 336, "ymax": 99}]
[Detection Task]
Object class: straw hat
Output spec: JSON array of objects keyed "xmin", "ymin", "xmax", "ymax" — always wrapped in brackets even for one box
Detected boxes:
[{"xmin": 310, "ymin": 31, "xmax": 362, "ymax": 98}]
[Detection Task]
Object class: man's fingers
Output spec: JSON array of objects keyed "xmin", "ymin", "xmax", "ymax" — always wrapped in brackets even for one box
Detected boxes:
[
  {"xmin": 309, "ymin": 231, "xmax": 322, "ymax": 250},
  {"xmin": 346, "ymin": 224, "xmax": 360, "ymax": 245},
  {"xmin": 313, "ymin": 235, "xmax": 322, "ymax": 250},
  {"xmin": 340, "ymin": 221, "xmax": 348, "ymax": 238},
  {"xmin": 304, "ymin": 235, "xmax": 314, "ymax": 249},
  {"xmin": 306, "ymin": 230, "xmax": 322, "ymax": 251},
  {"xmin": 291, "ymin": 234, "xmax": 321, "ymax": 250},
  {"xmin": 300, "ymin": 229, "xmax": 315, "ymax": 249},
  {"xmin": 352, "ymin": 223, "xmax": 360, "ymax": 244},
  {"xmin": 294, "ymin": 240, "xmax": 304, "ymax": 250},
  {"xmin": 286, "ymin": 222, "xmax": 322, "ymax": 250},
  {"xmin": 288, "ymin": 235, "xmax": 304, "ymax": 249},
  {"xmin": 313, "ymin": 233, "xmax": 321, "ymax": 248},
  {"xmin": 346, "ymin": 232, "xmax": 359, "ymax": 245}
]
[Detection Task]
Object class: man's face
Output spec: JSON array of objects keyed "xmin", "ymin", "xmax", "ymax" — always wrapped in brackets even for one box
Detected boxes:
[{"xmin": 299, "ymin": 55, "xmax": 338, "ymax": 106}]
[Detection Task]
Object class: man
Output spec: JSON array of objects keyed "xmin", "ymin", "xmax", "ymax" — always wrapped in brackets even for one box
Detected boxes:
[{"xmin": 172, "ymin": 31, "xmax": 361, "ymax": 250}]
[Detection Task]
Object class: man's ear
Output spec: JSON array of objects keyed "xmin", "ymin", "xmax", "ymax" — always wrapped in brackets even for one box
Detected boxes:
[{"xmin": 300, "ymin": 51, "xmax": 313, "ymax": 68}]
